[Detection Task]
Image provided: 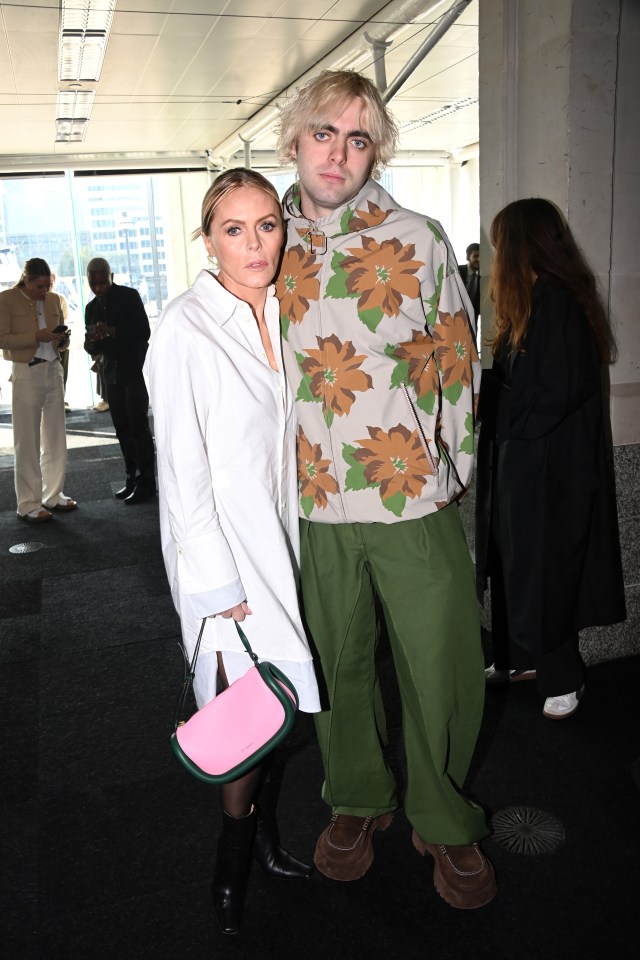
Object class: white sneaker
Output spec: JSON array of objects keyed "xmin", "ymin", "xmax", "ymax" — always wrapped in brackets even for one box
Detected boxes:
[
  {"xmin": 93, "ymin": 400, "xmax": 109, "ymax": 412},
  {"xmin": 543, "ymin": 686, "xmax": 584, "ymax": 720}
]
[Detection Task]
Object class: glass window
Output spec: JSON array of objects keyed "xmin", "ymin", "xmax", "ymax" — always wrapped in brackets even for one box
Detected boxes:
[{"xmin": 0, "ymin": 169, "xmax": 210, "ymax": 408}]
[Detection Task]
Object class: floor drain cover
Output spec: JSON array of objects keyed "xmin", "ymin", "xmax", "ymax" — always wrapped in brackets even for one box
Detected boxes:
[
  {"xmin": 491, "ymin": 806, "xmax": 565, "ymax": 855},
  {"xmin": 9, "ymin": 541, "xmax": 45, "ymax": 554}
]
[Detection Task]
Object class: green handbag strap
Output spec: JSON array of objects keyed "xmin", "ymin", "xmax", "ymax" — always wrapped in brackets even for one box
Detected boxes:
[{"xmin": 174, "ymin": 618, "xmax": 258, "ymax": 731}]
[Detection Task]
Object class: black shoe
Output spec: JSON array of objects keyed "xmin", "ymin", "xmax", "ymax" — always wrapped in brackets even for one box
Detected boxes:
[
  {"xmin": 114, "ymin": 484, "xmax": 136, "ymax": 500},
  {"xmin": 254, "ymin": 810, "xmax": 312, "ymax": 880},
  {"xmin": 123, "ymin": 486, "xmax": 156, "ymax": 505},
  {"xmin": 213, "ymin": 809, "xmax": 257, "ymax": 935}
]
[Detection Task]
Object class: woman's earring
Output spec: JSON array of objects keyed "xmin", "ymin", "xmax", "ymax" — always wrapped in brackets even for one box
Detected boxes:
[{"xmin": 207, "ymin": 254, "xmax": 215, "ymax": 264}]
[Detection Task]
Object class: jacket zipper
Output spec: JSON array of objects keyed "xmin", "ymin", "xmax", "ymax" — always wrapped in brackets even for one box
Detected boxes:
[{"xmin": 401, "ymin": 383, "xmax": 438, "ymax": 475}]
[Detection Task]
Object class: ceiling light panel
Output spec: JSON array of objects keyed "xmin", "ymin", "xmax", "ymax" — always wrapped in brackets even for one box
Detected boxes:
[
  {"xmin": 59, "ymin": 0, "xmax": 117, "ymax": 82},
  {"xmin": 56, "ymin": 90, "xmax": 96, "ymax": 120},
  {"xmin": 55, "ymin": 119, "xmax": 89, "ymax": 142}
]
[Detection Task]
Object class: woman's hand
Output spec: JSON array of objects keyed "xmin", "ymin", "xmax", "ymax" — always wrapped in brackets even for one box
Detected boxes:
[{"xmin": 209, "ymin": 601, "xmax": 253, "ymax": 621}]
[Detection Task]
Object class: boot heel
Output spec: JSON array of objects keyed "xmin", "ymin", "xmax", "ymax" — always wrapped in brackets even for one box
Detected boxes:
[{"xmin": 254, "ymin": 810, "xmax": 312, "ymax": 880}]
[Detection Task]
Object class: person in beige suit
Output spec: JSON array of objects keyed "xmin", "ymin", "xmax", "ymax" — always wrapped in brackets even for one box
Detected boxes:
[{"xmin": 0, "ymin": 257, "xmax": 77, "ymax": 521}]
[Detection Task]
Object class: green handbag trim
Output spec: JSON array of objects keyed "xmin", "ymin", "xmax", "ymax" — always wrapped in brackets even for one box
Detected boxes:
[{"xmin": 171, "ymin": 621, "xmax": 298, "ymax": 785}]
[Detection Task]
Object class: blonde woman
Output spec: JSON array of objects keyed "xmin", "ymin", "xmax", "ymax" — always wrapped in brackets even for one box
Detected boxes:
[
  {"xmin": 0, "ymin": 257, "xmax": 76, "ymax": 521},
  {"xmin": 144, "ymin": 169, "xmax": 320, "ymax": 935}
]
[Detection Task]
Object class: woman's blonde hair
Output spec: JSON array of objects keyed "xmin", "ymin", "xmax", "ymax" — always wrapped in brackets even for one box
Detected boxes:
[
  {"xmin": 276, "ymin": 70, "xmax": 398, "ymax": 179},
  {"xmin": 193, "ymin": 168, "xmax": 282, "ymax": 241}
]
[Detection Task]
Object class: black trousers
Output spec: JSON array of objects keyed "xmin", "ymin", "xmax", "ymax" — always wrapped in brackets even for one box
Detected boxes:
[
  {"xmin": 105, "ymin": 374, "xmax": 156, "ymax": 490},
  {"xmin": 488, "ymin": 541, "xmax": 585, "ymax": 697}
]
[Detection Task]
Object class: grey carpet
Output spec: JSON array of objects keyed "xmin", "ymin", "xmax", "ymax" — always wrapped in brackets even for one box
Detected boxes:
[{"xmin": 1, "ymin": 406, "xmax": 638, "ymax": 960}]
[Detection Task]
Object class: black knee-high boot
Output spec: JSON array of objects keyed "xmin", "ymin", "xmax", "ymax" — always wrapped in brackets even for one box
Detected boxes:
[
  {"xmin": 254, "ymin": 809, "xmax": 313, "ymax": 879},
  {"xmin": 212, "ymin": 808, "xmax": 257, "ymax": 935}
]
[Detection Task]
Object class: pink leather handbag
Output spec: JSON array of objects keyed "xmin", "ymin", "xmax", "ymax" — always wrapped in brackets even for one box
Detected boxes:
[{"xmin": 171, "ymin": 620, "xmax": 298, "ymax": 784}]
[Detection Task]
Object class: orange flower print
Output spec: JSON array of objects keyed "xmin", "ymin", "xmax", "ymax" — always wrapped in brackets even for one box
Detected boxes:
[
  {"xmin": 346, "ymin": 201, "xmax": 393, "ymax": 233},
  {"xmin": 391, "ymin": 330, "xmax": 439, "ymax": 400},
  {"xmin": 353, "ymin": 423, "xmax": 433, "ymax": 503},
  {"xmin": 340, "ymin": 236, "xmax": 423, "ymax": 318},
  {"xmin": 301, "ymin": 334, "xmax": 372, "ymax": 419},
  {"xmin": 276, "ymin": 244, "xmax": 321, "ymax": 327},
  {"xmin": 298, "ymin": 427, "xmax": 339, "ymax": 514},
  {"xmin": 432, "ymin": 309, "xmax": 479, "ymax": 390}
]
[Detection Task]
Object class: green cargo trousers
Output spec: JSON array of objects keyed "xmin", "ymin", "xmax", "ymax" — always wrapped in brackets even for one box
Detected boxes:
[{"xmin": 300, "ymin": 504, "xmax": 489, "ymax": 845}]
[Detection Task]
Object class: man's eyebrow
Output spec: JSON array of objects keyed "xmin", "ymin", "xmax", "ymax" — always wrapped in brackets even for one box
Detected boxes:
[{"xmin": 319, "ymin": 123, "xmax": 372, "ymax": 141}]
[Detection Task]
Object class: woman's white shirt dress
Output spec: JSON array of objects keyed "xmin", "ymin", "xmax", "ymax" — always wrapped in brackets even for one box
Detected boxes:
[{"xmin": 144, "ymin": 269, "xmax": 320, "ymax": 712}]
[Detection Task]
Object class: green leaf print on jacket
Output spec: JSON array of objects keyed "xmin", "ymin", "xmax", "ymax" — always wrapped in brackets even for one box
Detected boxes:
[
  {"xmin": 344, "ymin": 423, "xmax": 434, "ymax": 517},
  {"xmin": 324, "ymin": 250, "xmax": 359, "ymax": 301},
  {"xmin": 459, "ymin": 411, "xmax": 475, "ymax": 455},
  {"xmin": 424, "ymin": 263, "xmax": 444, "ymax": 329},
  {"xmin": 427, "ymin": 220, "xmax": 444, "ymax": 245},
  {"xmin": 297, "ymin": 334, "xmax": 373, "ymax": 428},
  {"xmin": 325, "ymin": 235, "xmax": 423, "ymax": 333},
  {"xmin": 385, "ymin": 330, "xmax": 440, "ymax": 416}
]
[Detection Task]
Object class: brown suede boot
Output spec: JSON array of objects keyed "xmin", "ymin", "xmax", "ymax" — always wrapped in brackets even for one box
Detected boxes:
[
  {"xmin": 412, "ymin": 831, "xmax": 497, "ymax": 909},
  {"xmin": 314, "ymin": 813, "xmax": 394, "ymax": 881}
]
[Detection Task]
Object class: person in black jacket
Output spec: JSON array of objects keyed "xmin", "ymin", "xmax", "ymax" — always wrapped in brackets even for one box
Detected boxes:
[
  {"xmin": 475, "ymin": 199, "xmax": 625, "ymax": 719},
  {"xmin": 84, "ymin": 257, "xmax": 156, "ymax": 504},
  {"xmin": 458, "ymin": 242, "xmax": 480, "ymax": 319}
]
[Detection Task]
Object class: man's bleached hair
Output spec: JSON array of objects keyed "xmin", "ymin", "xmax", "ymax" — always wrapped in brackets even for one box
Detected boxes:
[{"xmin": 276, "ymin": 70, "xmax": 398, "ymax": 179}]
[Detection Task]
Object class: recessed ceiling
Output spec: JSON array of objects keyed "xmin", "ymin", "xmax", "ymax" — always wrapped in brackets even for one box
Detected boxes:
[{"xmin": 0, "ymin": 0, "xmax": 478, "ymax": 172}]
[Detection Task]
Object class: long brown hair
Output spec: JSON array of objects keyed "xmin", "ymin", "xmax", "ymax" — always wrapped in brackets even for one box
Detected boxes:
[{"xmin": 488, "ymin": 198, "xmax": 615, "ymax": 362}]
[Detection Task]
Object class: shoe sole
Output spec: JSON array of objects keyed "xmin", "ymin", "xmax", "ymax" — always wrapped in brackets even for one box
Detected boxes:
[
  {"xmin": 485, "ymin": 669, "xmax": 536, "ymax": 684},
  {"xmin": 18, "ymin": 513, "xmax": 52, "ymax": 523},
  {"xmin": 314, "ymin": 812, "xmax": 394, "ymax": 881},
  {"xmin": 412, "ymin": 833, "xmax": 497, "ymax": 909}
]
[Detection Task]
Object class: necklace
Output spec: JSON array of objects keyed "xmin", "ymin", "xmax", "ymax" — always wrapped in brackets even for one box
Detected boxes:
[{"xmin": 19, "ymin": 289, "xmax": 38, "ymax": 321}]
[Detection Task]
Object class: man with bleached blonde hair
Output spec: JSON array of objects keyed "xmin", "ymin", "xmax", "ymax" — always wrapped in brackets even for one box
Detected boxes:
[{"xmin": 275, "ymin": 70, "xmax": 496, "ymax": 910}]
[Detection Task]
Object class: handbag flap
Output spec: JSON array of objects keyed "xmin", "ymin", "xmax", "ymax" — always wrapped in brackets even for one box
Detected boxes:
[{"xmin": 175, "ymin": 664, "xmax": 295, "ymax": 776}]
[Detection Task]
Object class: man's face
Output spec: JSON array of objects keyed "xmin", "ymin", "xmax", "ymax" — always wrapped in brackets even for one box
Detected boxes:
[
  {"xmin": 468, "ymin": 250, "xmax": 480, "ymax": 272},
  {"xmin": 292, "ymin": 97, "xmax": 376, "ymax": 221},
  {"xmin": 88, "ymin": 270, "xmax": 113, "ymax": 298}
]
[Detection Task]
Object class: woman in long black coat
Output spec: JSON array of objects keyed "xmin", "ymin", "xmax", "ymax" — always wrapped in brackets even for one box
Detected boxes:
[{"xmin": 475, "ymin": 198, "xmax": 625, "ymax": 719}]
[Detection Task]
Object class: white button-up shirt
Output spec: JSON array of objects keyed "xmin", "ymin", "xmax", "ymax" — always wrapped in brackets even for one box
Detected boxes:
[{"xmin": 145, "ymin": 270, "xmax": 319, "ymax": 710}]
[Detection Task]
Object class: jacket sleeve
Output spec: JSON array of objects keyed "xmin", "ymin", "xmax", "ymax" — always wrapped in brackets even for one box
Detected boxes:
[
  {"xmin": 0, "ymin": 292, "xmax": 37, "ymax": 351},
  {"xmin": 117, "ymin": 287, "xmax": 150, "ymax": 351},
  {"xmin": 497, "ymin": 288, "xmax": 600, "ymax": 443},
  {"xmin": 425, "ymin": 223, "xmax": 481, "ymax": 491},
  {"xmin": 83, "ymin": 300, "xmax": 98, "ymax": 355},
  {"xmin": 144, "ymin": 313, "xmax": 245, "ymax": 617}
]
